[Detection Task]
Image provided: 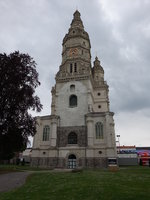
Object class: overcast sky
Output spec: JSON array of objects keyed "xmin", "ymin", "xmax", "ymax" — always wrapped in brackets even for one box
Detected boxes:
[{"xmin": 0, "ymin": 0, "xmax": 150, "ymax": 147}]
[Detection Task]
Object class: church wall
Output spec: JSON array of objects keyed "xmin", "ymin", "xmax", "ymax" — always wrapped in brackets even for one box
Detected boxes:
[
  {"xmin": 31, "ymin": 157, "xmax": 108, "ymax": 168},
  {"xmin": 31, "ymin": 10, "xmax": 117, "ymax": 169},
  {"xmin": 31, "ymin": 155, "xmax": 108, "ymax": 168},
  {"xmin": 63, "ymin": 37, "xmax": 90, "ymax": 61},
  {"xmin": 57, "ymin": 149, "xmax": 107, "ymax": 168},
  {"xmin": 32, "ymin": 149, "xmax": 58, "ymax": 158},
  {"xmin": 58, "ymin": 148, "xmax": 86, "ymax": 157},
  {"xmin": 105, "ymin": 114, "xmax": 117, "ymax": 157},
  {"xmin": 93, "ymin": 102, "xmax": 108, "ymax": 112},
  {"xmin": 93, "ymin": 116, "xmax": 106, "ymax": 145},
  {"xmin": 64, "ymin": 37, "xmax": 90, "ymax": 49},
  {"xmin": 86, "ymin": 113, "xmax": 116, "ymax": 158},
  {"xmin": 55, "ymin": 81, "xmax": 89, "ymax": 126},
  {"xmin": 92, "ymin": 89, "xmax": 109, "ymax": 112},
  {"xmin": 32, "ymin": 122, "xmax": 40, "ymax": 149},
  {"xmin": 31, "ymin": 149, "xmax": 40, "ymax": 157},
  {"xmin": 32, "ymin": 116, "xmax": 51, "ymax": 149},
  {"xmin": 57, "ymin": 126, "xmax": 87, "ymax": 147},
  {"xmin": 93, "ymin": 89, "xmax": 106, "ymax": 98},
  {"xmin": 31, "ymin": 157, "xmax": 58, "ymax": 168},
  {"xmin": 32, "ymin": 115, "xmax": 60, "ymax": 164}
]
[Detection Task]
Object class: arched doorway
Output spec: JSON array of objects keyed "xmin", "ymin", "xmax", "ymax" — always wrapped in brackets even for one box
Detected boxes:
[{"xmin": 68, "ymin": 154, "xmax": 76, "ymax": 169}]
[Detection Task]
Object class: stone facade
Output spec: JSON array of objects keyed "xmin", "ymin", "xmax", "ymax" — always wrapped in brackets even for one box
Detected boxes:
[
  {"xmin": 31, "ymin": 10, "xmax": 117, "ymax": 168},
  {"xmin": 31, "ymin": 156, "xmax": 107, "ymax": 168},
  {"xmin": 57, "ymin": 126, "xmax": 87, "ymax": 147}
]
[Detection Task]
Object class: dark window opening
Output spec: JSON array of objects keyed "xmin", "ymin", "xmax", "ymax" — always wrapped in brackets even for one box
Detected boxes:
[
  {"xmin": 43, "ymin": 125, "xmax": 50, "ymax": 141},
  {"xmin": 70, "ymin": 63, "xmax": 72, "ymax": 73},
  {"xmin": 74, "ymin": 63, "xmax": 77, "ymax": 72},
  {"xmin": 69, "ymin": 95, "xmax": 77, "ymax": 107},
  {"xmin": 68, "ymin": 132, "xmax": 77, "ymax": 144},
  {"xmin": 68, "ymin": 154, "xmax": 76, "ymax": 159},
  {"xmin": 95, "ymin": 122, "xmax": 103, "ymax": 139}
]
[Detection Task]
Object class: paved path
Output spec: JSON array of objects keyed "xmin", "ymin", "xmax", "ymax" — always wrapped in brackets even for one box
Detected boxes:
[
  {"xmin": 0, "ymin": 169, "xmax": 73, "ymax": 193},
  {"xmin": 0, "ymin": 172, "xmax": 31, "ymax": 192}
]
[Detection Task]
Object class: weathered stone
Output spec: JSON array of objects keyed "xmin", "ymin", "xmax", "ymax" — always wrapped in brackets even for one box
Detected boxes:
[
  {"xmin": 31, "ymin": 10, "xmax": 117, "ymax": 169},
  {"xmin": 57, "ymin": 126, "xmax": 87, "ymax": 147}
]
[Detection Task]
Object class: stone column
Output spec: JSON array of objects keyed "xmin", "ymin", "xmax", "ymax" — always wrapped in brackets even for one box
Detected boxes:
[
  {"xmin": 86, "ymin": 117, "xmax": 94, "ymax": 146},
  {"xmin": 105, "ymin": 112, "xmax": 111, "ymax": 147},
  {"xmin": 109, "ymin": 115, "xmax": 117, "ymax": 157},
  {"xmin": 105, "ymin": 112, "xmax": 117, "ymax": 157},
  {"xmin": 51, "ymin": 87, "xmax": 56, "ymax": 115},
  {"xmin": 33, "ymin": 117, "xmax": 41, "ymax": 148},
  {"xmin": 51, "ymin": 118, "xmax": 57, "ymax": 147}
]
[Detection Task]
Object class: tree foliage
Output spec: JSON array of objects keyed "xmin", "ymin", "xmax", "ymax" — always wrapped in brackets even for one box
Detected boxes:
[{"xmin": 0, "ymin": 51, "xmax": 42, "ymax": 160}]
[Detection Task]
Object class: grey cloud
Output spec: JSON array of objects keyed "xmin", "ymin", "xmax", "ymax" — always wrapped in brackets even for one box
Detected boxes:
[{"xmin": 0, "ymin": 0, "xmax": 150, "ymax": 145}]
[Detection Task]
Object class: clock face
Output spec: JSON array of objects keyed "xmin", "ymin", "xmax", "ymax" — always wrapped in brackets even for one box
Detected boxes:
[{"xmin": 69, "ymin": 48, "xmax": 78, "ymax": 56}]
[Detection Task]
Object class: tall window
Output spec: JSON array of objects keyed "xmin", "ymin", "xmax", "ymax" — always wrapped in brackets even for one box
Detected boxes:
[
  {"xmin": 95, "ymin": 122, "xmax": 103, "ymax": 139},
  {"xmin": 68, "ymin": 132, "xmax": 77, "ymax": 144},
  {"xmin": 69, "ymin": 95, "xmax": 77, "ymax": 107},
  {"xmin": 74, "ymin": 63, "xmax": 77, "ymax": 72},
  {"xmin": 70, "ymin": 63, "xmax": 73, "ymax": 73},
  {"xmin": 43, "ymin": 125, "xmax": 50, "ymax": 141}
]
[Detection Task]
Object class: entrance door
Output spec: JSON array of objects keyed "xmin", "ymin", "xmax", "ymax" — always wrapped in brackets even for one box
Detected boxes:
[{"xmin": 68, "ymin": 154, "xmax": 76, "ymax": 169}]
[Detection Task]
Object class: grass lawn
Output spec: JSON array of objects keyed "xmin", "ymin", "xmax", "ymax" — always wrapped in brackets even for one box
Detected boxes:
[{"xmin": 0, "ymin": 167, "xmax": 150, "ymax": 200}]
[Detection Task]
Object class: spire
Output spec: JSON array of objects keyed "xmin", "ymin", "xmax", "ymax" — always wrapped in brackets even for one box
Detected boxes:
[
  {"xmin": 70, "ymin": 10, "xmax": 84, "ymax": 29},
  {"xmin": 94, "ymin": 56, "xmax": 101, "ymax": 67},
  {"xmin": 93, "ymin": 56, "xmax": 104, "ymax": 72},
  {"xmin": 74, "ymin": 10, "xmax": 80, "ymax": 19},
  {"xmin": 60, "ymin": 10, "xmax": 91, "ymax": 79}
]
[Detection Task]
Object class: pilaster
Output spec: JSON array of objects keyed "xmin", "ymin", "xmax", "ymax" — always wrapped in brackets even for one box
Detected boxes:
[
  {"xmin": 51, "ymin": 118, "xmax": 58, "ymax": 147},
  {"xmin": 86, "ymin": 117, "xmax": 94, "ymax": 146}
]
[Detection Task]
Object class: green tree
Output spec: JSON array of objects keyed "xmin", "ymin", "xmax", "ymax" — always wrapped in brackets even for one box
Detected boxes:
[{"xmin": 0, "ymin": 51, "xmax": 42, "ymax": 160}]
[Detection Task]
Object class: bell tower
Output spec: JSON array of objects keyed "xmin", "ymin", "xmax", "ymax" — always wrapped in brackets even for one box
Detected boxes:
[
  {"xmin": 56, "ymin": 10, "xmax": 92, "ymax": 82},
  {"xmin": 52, "ymin": 11, "xmax": 95, "ymax": 127},
  {"xmin": 32, "ymin": 10, "xmax": 117, "ymax": 169}
]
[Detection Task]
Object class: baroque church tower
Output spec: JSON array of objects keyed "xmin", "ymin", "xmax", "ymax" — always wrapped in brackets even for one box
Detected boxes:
[{"xmin": 31, "ymin": 11, "xmax": 117, "ymax": 168}]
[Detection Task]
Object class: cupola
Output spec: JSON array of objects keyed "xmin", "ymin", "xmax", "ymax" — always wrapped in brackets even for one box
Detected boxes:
[{"xmin": 93, "ymin": 56, "xmax": 104, "ymax": 81}]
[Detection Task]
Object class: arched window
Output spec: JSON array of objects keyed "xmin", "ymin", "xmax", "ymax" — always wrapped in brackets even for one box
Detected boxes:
[
  {"xmin": 68, "ymin": 154, "xmax": 76, "ymax": 159},
  {"xmin": 70, "ymin": 84, "xmax": 75, "ymax": 92},
  {"xmin": 95, "ymin": 122, "xmax": 103, "ymax": 139},
  {"xmin": 68, "ymin": 132, "xmax": 77, "ymax": 144},
  {"xmin": 43, "ymin": 125, "xmax": 50, "ymax": 141},
  {"xmin": 69, "ymin": 95, "xmax": 77, "ymax": 107}
]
